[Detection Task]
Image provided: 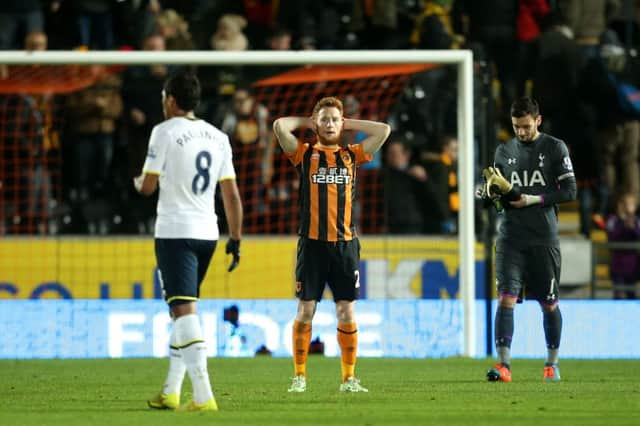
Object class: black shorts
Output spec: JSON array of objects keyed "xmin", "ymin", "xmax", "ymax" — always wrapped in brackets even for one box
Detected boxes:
[
  {"xmin": 155, "ymin": 238, "xmax": 217, "ymax": 306},
  {"xmin": 495, "ymin": 240, "xmax": 561, "ymax": 304},
  {"xmin": 295, "ymin": 237, "xmax": 361, "ymax": 302}
]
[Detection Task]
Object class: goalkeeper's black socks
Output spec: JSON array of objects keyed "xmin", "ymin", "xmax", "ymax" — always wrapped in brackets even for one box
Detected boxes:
[
  {"xmin": 544, "ymin": 307, "xmax": 562, "ymax": 364},
  {"xmin": 495, "ymin": 306, "xmax": 514, "ymax": 366},
  {"xmin": 495, "ymin": 306, "xmax": 514, "ymax": 348}
]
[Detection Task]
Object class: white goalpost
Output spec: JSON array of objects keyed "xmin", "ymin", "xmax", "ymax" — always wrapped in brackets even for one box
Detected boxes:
[{"xmin": 0, "ymin": 49, "xmax": 476, "ymax": 357}]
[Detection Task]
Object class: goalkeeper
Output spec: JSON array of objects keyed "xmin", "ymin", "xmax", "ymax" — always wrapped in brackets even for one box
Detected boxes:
[{"xmin": 479, "ymin": 97, "xmax": 576, "ymax": 383}]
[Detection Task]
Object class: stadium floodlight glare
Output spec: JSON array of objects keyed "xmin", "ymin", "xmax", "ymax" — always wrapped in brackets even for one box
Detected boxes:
[{"xmin": 0, "ymin": 49, "xmax": 475, "ymax": 357}]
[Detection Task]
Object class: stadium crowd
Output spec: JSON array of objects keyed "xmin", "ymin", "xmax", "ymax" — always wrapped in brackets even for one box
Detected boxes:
[{"xmin": 0, "ymin": 0, "xmax": 639, "ymax": 240}]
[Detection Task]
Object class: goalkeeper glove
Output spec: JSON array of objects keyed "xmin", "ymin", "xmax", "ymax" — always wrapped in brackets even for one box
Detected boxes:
[
  {"xmin": 477, "ymin": 180, "xmax": 504, "ymax": 213},
  {"xmin": 482, "ymin": 166, "xmax": 512, "ymax": 198},
  {"xmin": 225, "ymin": 238, "xmax": 241, "ymax": 272}
]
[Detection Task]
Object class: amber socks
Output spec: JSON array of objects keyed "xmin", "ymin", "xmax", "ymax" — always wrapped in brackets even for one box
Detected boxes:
[
  {"xmin": 292, "ymin": 320, "xmax": 312, "ymax": 376},
  {"xmin": 337, "ymin": 322, "xmax": 358, "ymax": 382}
]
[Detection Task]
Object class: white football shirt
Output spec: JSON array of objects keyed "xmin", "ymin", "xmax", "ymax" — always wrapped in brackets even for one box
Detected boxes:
[{"xmin": 142, "ymin": 116, "xmax": 236, "ymax": 240}]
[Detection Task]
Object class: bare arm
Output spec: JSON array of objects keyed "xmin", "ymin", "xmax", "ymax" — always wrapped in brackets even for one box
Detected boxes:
[
  {"xmin": 272, "ymin": 116, "xmax": 311, "ymax": 154},
  {"xmin": 219, "ymin": 178, "xmax": 243, "ymax": 240},
  {"xmin": 344, "ymin": 118, "xmax": 391, "ymax": 155},
  {"xmin": 133, "ymin": 173, "xmax": 159, "ymax": 196}
]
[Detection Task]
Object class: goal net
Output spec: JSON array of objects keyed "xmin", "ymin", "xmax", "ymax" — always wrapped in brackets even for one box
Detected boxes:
[{"xmin": 0, "ymin": 51, "xmax": 476, "ymax": 356}]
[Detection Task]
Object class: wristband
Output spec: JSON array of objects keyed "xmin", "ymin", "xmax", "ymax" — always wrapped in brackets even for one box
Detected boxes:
[{"xmin": 524, "ymin": 194, "xmax": 543, "ymax": 206}]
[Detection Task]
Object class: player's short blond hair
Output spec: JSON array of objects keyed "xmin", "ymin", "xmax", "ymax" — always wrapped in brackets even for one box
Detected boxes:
[{"xmin": 312, "ymin": 97, "xmax": 343, "ymax": 117}]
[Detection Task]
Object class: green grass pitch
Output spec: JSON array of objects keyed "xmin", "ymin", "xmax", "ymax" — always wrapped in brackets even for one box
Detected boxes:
[{"xmin": 1, "ymin": 357, "xmax": 639, "ymax": 426}]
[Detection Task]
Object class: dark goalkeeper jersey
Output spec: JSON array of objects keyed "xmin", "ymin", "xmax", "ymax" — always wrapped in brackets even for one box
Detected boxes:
[{"xmin": 494, "ymin": 133, "xmax": 576, "ymax": 247}]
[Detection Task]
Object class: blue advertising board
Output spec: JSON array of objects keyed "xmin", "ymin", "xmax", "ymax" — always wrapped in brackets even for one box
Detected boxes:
[{"xmin": 1, "ymin": 300, "xmax": 639, "ymax": 359}]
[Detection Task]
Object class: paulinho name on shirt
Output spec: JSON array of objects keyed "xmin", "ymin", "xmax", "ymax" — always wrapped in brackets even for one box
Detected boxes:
[{"xmin": 176, "ymin": 130, "xmax": 213, "ymax": 146}]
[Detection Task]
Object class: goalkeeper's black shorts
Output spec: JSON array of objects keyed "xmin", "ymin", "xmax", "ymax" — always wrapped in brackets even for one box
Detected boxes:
[{"xmin": 494, "ymin": 240, "xmax": 561, "ymax": 304}]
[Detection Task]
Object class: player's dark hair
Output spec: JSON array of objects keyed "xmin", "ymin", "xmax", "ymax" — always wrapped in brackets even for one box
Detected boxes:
[
  {"xmin": 164, "ymin": 69, "xmax": 201, "ymax": 111},
  {"xmin": 510, "ymin": 97, "xmax": 539, "ymax": 118}
]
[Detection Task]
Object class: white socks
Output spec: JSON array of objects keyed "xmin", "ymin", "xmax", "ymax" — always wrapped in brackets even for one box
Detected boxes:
[
  {"xmin": 162, "ymin": 323, "xmax": 186, "ymax": 395},
  {"xmin": 174, "ymin": 314, "xmax": 214, "ymax": 404}
]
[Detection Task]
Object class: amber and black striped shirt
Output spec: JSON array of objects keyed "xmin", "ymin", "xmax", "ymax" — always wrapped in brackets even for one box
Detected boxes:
[{"xmin": 287, "ymin": 142, "xmax": 372, "ymax": 242}]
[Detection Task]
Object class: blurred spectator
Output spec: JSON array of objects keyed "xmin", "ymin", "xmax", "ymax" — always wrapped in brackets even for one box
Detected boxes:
[
  {"xmin": 0, "ymin": 0, "xmax": 46, "ymax": 50},
  {"xmin": 44, "ymin": 0, "xmax": 77, "ymax": 49},
  {"xmin": 342, "ymin": 94, "xmax": 381, "ymax": 170},
  {"xmin": 210, "ymin": 13, "xmax": 249, "ymax": 51},
  {"xmin": 246, "ymin": 27, "xmax": 295, "ymax": 81},
  {"xmin": 517, "ymin": 0, "xmax": 549, "ymax": 45},
  {"xmin": 187, "ymin": 0, "xmax": 243, "ymax": 49},
  {"xmin": 121, "ymin": 33, "xmax": 170, "ymax": 233},
  {"xmin": 24, "ymin": 30, "xmax": 48, "ymax": 51},
  {"xmin": 532, "ymin": 12, "xmax": 585, "ymax": 136},
  {"xmin": 0, "ymin": 93, "xmax": 54, "ymax": 234},
  {"xmin": 156, "ymin": 8, "xmax": 194, "ymax": 50},
  {"xmin": 0, "ymin": 88, "xmax": 60, "ymax": 234},
  {"xmin": 560, "ymin": 0, "xmax": 622, "ymax": 59},
  {"xmin": 608, "ymin": 0, "xmax": 640, "ymax": 49},
  {"xmin": 384, "ymin": 138, "xmax": 439, "ymax": 234},
  {"xmin": 454, "ymin": 0, "xmax": 520, "ymax": 127},
  {"xmin": 241, "ymin": 0, "xmax": 279, "ymax": 48},
  {"xmin": 16, "ymin": 30, "xmax": 47, "ymax": 79},
  {"xmin": 122, "ymin": 33, "xmax": 168, "ymax": 168},
  {"xmin": 530, "ymin": 12, "xmax": 598, "ymax": 237},
  {"xmin": 261, "ymin": 135, "xmax": 299, "ymax": 234},
  {"xmin": 410, "ymin": 0, "xmax": 463, "ymax": 50},
  {"xmin": 279, "ymin": 0, "xmax": 351, "ymax": 50},
  {"xmin": 121, "ymin": 0, "xmax": 164, "ymax": 49},
  {"xmin": 296, "ymin": 35, "xmax": 317, "ymax": 50},
  {"xmin": 218, "ymin": 85, "xmax": 271, "ymax": 226},
  {"xmin": 0, "ymin": 30, "xmax": 64, "ymax": 234},
  {"xmin": 389, "ymin": 63, "xmax": 458, "ymax": 153},
  {"xmin": 515, "ymin": 0, "xmax": 550, "ymax": 92},
  {"xmin": 156, "ymin": 0, "xmax": 194, "ymax": 18},
  {"xmin": 66, "ymin": 66, "xmax": 122, "ymax": 233},
  {"xmin": 198, "ymin": 14, "xmax": 249, "ymax": 120},
  {"xmin": 68, "ymin": 0, "xmax": 115, "ymax": 49},
  {"xmin": 580, "ymin": 30, "xmax": 640, "ymax": 229},
  {"xmin": 606, "ymin": 193, "xmax": 640, "ymax": 299},
  {"xmin": 351, "ymin": 0, "xmax": 403, "ymax": 48},
  {"xmin": 421, "ymin": 134, "xmax": 459, "ymax": 234},
  {"xmin": 268, "ymin": 27, "xmax": 292, "ymax": 50}
]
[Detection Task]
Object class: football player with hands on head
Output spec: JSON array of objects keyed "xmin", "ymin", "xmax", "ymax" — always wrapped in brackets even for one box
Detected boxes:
[
  {"xmin": 273, "ymin": 97, "xmax": 390, "ymax": 393},
  {"xmin": 479, "ymin": 97, "xmax": 576, "ymax": 383},
  {"xmin": 134, "ymin": 70, "xmax": 243, "ymax": 411}
]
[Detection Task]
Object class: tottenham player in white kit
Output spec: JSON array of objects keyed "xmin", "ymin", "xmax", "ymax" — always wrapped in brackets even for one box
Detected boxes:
[{"xmin": 134, "ymin": 70, "xmax": 243, "ymax": 412}]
